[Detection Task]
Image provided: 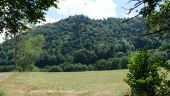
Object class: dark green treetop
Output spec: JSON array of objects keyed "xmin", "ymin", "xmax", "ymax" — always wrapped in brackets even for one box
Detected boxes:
[{"xmin": 0, "ymin": 0, "xmax": 59, "ymax": 34}]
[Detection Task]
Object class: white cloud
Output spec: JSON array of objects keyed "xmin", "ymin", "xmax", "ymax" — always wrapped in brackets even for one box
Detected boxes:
[{"xmin": 57, "ymin": 0, "xmax": 117, "ymax": 19}]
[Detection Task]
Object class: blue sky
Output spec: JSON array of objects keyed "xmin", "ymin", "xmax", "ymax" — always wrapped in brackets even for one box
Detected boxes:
[{"xmin": 43, "ymin": 0, "xmax": 137, "ymax": 24}]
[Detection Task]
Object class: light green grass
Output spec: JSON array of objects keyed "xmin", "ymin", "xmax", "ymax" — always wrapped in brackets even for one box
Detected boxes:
[{"xmin": 0, "ymin": 70, "xmax": 130, "ymax": 96}]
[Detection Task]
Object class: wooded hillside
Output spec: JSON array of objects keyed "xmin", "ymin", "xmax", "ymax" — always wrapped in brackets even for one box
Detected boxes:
[{"xmin": 0, "ymin": 15, "xmax": 167, "ymax": 72}]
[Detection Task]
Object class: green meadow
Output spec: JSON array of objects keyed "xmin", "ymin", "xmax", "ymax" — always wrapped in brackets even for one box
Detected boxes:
[{"xmin": 0, "ymin": 70, "xmax": 130, "ymax": 96}]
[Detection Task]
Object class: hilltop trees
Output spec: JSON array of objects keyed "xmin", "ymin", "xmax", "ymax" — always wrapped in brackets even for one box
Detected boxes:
[{"xmin": 0, "ymin": 15, "xmax": 169, "ymax": 72}]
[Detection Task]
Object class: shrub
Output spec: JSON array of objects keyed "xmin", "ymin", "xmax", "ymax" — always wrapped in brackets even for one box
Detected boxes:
[
  {"xmin": 124, "ymin": 49, "xmax": 161, "ymax": 96},
  {"xmin": 87, "ymin": 65, "xmax": 95, "ymax": 71},
  {"xmin": 95, "ymin": 59, "xmax": 110, "ymax": 70},
  {"xmin": 59, "ymin": 62, "xmax": 75, "ymax": 72},
  {"xmin": 157, "ymin": 76, "xmax": 170, "ymax": 96},
  {"xmin": 17, "ymin": 64, "xmax": 39, "ymax": 72},
  {"xmin": 59, "ymin": 62, "xmax": 88, "ymax": 72},
  {"xmin": 44, "ymin": 66, "xmax": 50, "ymax": 71},
  {"xmin": 110, "ymin": 58, "xmax": 121, "ymax": 69},
  {"xmin": 0, "ymin": 65, "xmax": 15, "ymax": 72},
  {"xmin": 119, "ymin": 56, "xmax": 128, "ymax": 69},
  {"xmin": 49, "ymin": 66, "xmax": 63, "ymax": 72},
  {"xmin": 73, "ymin": 63, "xmax": 88, "ymax": 71}
]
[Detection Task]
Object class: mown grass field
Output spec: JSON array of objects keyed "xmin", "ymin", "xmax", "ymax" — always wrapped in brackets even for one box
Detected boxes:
[{"xmin": 0, "ymin": 70, "xmax": 130, "ymax": 96}]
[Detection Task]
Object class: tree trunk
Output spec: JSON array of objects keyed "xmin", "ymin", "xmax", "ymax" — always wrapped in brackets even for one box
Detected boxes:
[{"xmin": 14, "ymin": 33, "xmax": 17, "ymax": 69}]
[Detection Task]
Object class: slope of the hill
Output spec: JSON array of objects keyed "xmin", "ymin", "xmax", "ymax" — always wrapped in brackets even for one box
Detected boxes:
[{"xmin": 0, "ymin": 15, "xmax": 163, "ymax": 71}]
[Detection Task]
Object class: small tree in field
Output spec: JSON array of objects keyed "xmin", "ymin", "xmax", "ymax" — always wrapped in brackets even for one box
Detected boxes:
[
  {"xmin": 124, "ymin": 49, "xmax": 161, "ymax": 96},
  {"xmin": 17, "ymin": 34, "xmax": 45, "ymax": 71}
]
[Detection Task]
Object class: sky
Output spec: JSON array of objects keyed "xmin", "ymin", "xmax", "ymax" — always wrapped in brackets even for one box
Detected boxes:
[
  {"xmin": 0, "ymin": 0, "xmax": 137, "ymax": 43},
  {"xmin": 44, "ymin": 0, "xmax": 137, "ymax": 23}
]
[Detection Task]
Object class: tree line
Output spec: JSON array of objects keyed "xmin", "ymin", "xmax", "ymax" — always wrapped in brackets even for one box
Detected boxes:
[{"xmin": 0, "ymin": 15, "xmax": 169, "ymax": 72}]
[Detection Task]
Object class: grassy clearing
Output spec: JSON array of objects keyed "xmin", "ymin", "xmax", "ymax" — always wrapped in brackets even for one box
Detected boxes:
[{"xmin": 0, "ymin": 70, "xmax": 130, "ymax": 96}]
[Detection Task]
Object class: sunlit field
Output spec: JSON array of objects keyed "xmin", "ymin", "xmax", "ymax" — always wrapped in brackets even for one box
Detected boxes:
[{"xmin": 0, "ymin": 70, "xmax": 130, "ymax": 96}]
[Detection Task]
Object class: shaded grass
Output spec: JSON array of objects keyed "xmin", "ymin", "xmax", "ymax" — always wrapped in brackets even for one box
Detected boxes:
[
  {"xmin": 0, "ymin": 90, "xmax": 6, "ymax": 96},
  {"xmin": 0, "ymin": 70, "xmax": 130, "ymax": 96}
]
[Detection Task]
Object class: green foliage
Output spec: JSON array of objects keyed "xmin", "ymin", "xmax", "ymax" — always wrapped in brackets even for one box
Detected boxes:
[
  {"xmin": 0, "ymin": 15, "xmax": 168, "ymax": 71},
  {"xmin": 145, "ymin": 0, "xmax": 170, "ymax": 37},
  {"xmin": 0, "ymin": 65, "xmax": 15, "ymax": 72},
  {"xmin": 125, "ymin": 1, "xmax": 170, "ymax": 95},
  {"xmin": 73, "ymin": 49, "xmax": 97, "ymax": 64},
  {"xmin": 125, "ymin": 49, "xmax": 161, "ymax": 96},
  {"xmin": 87, "ymin": 65, "xmax": 95, "ymax": 71},
  {"xmin": 45, "ymin": 65, "xmax": 63, "ymax": 72},
  {"xmin": 110, "ymin": 58, "xmax": 122, "ymax": 69},
  {"xmin": 0, "ymin": 90, "xmax": 6, "ymax": 96},
  {"xmin": 0, "ymin": 0, "xmax": 59, "ymax": 71},
  {"xmin": 33, "ymin": 15, "xmax": 152, "ymax": 68},
  {"xmin": 17, "ymin": 34, "xmax": 45, "ymax": 71},
  {"xmin": 59, "ymin": 62, "xmax": 88, "ymax": 72},
  {"xmin": 44, "ymin": 62, "xmax": 90, "ymax": 72},
  {"xmin": 120, "ymin": 56, "xmax": 129, "ymax": 69},
  {"xmin": 129, "ymin": 0, "xmax": 170, "ymax": 38},
  {"xmin": 95, "ymin": 59, "xmax": 110, "ymax": 70},
  {"xmin": 115, "ymin": 52, "xmax": 126, "ymax": 58},
  {"xmin": 156, "ymin": 70, "xmax": 170, "ymax": 96},
  {"xmin": 0, "ymin": 0, "xmax": 59, "ymax": 34}
]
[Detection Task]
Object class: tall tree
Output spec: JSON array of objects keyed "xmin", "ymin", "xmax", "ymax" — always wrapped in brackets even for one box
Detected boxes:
[
  {"xmin": 125, "ymin": 1, "xmax": 170, "ymax": 95},
  {"xmin": 0, "ymin": 0, "xmax": 59, "ymax": 67},
  {"xmin": 0, "ymin": 0, "xmax": 59, "ymax": 34},
  {"xmin": 17, "ymin": 34, "xmax": 45, "ymax": 71}
]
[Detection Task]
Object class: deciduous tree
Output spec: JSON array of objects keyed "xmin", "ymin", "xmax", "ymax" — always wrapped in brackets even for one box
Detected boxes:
[
  {"xmin": 17, "ymin": 34, "xmax": 45, "ymax": 71},
  {"xmin": 128, "ymin": 0, "xmax": 170, "ymax": 36},
  {"xmin": 0, "ymin": 0, "xmax": 59, "ymax": 68}
]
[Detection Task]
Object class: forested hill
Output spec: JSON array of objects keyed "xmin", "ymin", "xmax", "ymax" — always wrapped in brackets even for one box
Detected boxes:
[{"xmin": 0, "ymin": 15, "xmax": 162, "ymax": 71}]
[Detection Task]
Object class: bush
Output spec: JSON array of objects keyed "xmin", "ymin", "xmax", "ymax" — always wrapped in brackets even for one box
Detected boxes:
[
  {"xmin": 119, "ymin": 56, "xmax": 128, "ymax": 69},
  {"xmin": 0, "ymin": 65, "xmax": 15, "ymax": 72},
  {"xmin": 110, "ymin": 58, "xmax": 121, "ymax": 69},
  {"xmin": 124, "ymin": 49, "xmax": 161, "ymax": 96},
  {"xmin": 87, "ymin": 65, "xmax": 95, "ymax": 71},
  {"xmin": 59, "ymin": 62, "xmax": 88, "ymax": 72},
  {"xmin": 109, "ymin": 57, "xmax": 128, "ymax": 70},
  {"xmin": 157, "ymin": 78, "xmax": 170, "ymax": 96},
  {"xmin": 49, "ymin": 66, "xmax": 63, "ymax": 72},
  {"xmin": 59, "ymin": 62, "xmax": 75, "ymax": 72},
  {"xmin": 17, "ymin": 64, "xmax": 39, "ymax": 72},
  {"xmin": 95, "ymin": 59, "xmax": 111, "ymax": 70},
  {"xmin": 94, "ymin": 58, "xmax": 128, "ymax": 70},
  {"xmin": 73, "ymin": 63, "xmax": 88, "ymax": 71}
]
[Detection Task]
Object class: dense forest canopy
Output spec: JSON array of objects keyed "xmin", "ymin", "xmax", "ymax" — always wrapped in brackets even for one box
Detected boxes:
[{"xmin": 0, "ymin": 15, "xmax": 168, "ymax": 72}]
